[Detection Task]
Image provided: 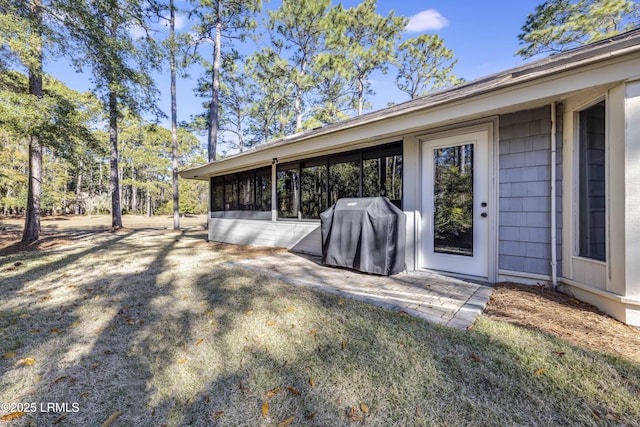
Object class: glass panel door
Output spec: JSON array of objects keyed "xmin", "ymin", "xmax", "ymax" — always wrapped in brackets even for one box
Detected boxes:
[
  {"xmin": 433, "ymin": 144, "xmax": 474, "ymax": 256},
  {"xmin": 421, "ymin": 129, "xmax": 490, "ymax": 279}
]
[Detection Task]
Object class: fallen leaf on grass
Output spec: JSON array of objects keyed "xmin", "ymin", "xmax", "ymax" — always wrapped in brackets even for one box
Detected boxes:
[
  {"xmin": 70, "ymin": 321, "xmax": 82, "ymax": 328},
  {"xmin": 50, "ymin": 328, "xmax": 62, "ymax": 334},
  {"xmin": 265, "ymin": 386, "xmax": 281, "ymax": 398},
  {"xmin": 278, "ymin": 416, "xmax": 294, "ymax": 426},
  {"xmin": 0, "ymin": 412, "xmax": 25, "ymax": 421},
  {"xmin": 305, "ymin": 411, "xmax": 317, "ymax": 420},
  {"xmin": 309, "ymin": 376, "xmax": 315, "ymax": 387},
  {"xmin": 286, "ymin": 387, "xmax": 301, "ymax": 396},
  {"xmin": 52, "ymin": 414, "xmax": 67, "ymax": 424},
  {"xmin": 177, "ymin": 358, "xmax": 187, "ymax": 364},
  {"xmin": 360, "ymin": 402, "xmax": 369, "ymax": 414},
  {"xmin": 261, "ymin": 401, "xmax": 269, "ymax": 417},
  {"xmin": 18, "ymin": 357, "xmax": 36, "ymax": 366},
  {"xmin": 214, "ymin": 411, "xmax": 224, "ymax": 418},
  {"xmin": 341, "ymin": 338, "xmax": 349, "ymax": 350},
  {"xmin": 195, "ymin": 338, "xmax": 204, "ymax": 346},
  {"xmin": 286, "ymin": 307, "xmax": 295, "ymax": 313},
  {"xmin": 2, "ymin": 352, "xmax": 17, "ymax": 359},
  {"xmin": 534, "ymin": 368, "xmax": 548, "ymax": 376},
  {"xmin": 53, "ymin": 376, "xmax": 69, "ymax": 383},
  {"xmin": 606, "ymin": 413, "xmax": 623, "ymax": 421},
  {"xmin": 470, "ymin": 353, "xmax": 481, "ymax": 362},
  {"xmin": 100, "ymin": 411, "xmax": 122, "ymax": 427},
  {"xmin": 245, "ymin": 310, "xmax": 253, "ymax": 316},
  {"xmin": 30, "ymin": 328, "xmax": 39, "ymax": 333},
  {"xmin": 338, "ymin": 299, "xmax": 345, "ymax": 305},
  {"xmin": 266, "ymin": 320, "xmax": 277, "ymax": 327}
]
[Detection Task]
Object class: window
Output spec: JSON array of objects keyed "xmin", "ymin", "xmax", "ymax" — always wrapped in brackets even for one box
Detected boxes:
[
  {"xmin": 277, "ymin": 163, "xmax": 300, "ymax": 219},
  {"xmin": 578, "ymin": 101, "xmax": 606, "ymax": 261}
]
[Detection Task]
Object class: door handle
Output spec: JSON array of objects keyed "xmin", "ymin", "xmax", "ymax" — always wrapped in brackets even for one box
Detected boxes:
[{"xmin": 481, "ymin": 212, "xmax": 488, "ymax": 218}]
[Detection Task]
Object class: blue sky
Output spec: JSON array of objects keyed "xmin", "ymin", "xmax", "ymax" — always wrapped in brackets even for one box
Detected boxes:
[{"xmin": 47, "ymin": 0, "xmax": 544, "ymax": 141}]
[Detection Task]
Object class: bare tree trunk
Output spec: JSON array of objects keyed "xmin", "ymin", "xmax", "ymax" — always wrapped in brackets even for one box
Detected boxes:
[
  {"xmin": 357, "ymin": 78, "xmax": 364, "ymax": 116},
  {"xmin": 109, "ymin": 89, "xmax": 123, "ymax": 228},
  {"xmin": 75, "ymin": 161, "xmax": 83, "ymax": 215},
  {"xmin": 131, "ymin": 163, "xmax": 137, "ymax": 214},
  {"xmin": 22, "ymin": 0, "xmax": 43, "ymax": 242},
  {"xmin": 23, "ymin": 135, "xmax": 42, "ymax": 241},
  {"xmin": 170, "ymin": 0, "xmax": 180, "ymax": 230},
  {"xmin": 146, "ymin": 191, "xmax": 152, "ymax": 217},
  {"xmin": 207, "ymin": 2, "xmax": 222, "ymax": 162}
]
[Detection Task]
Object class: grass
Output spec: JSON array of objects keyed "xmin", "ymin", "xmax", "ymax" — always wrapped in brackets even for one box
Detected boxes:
[{"xmin": 0, "ymin": 227, "xmax": 639, "ymax": 426}]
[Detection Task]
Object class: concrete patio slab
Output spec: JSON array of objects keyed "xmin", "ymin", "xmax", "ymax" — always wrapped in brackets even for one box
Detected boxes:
[{"xmin": 228, "ymin": 252, "xmax": 494, "ymax": 330}]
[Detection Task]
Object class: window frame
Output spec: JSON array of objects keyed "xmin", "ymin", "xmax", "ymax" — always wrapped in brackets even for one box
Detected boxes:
[{"xmin": 577, "ymin": 100, "xmax": 607, "ymax": 262}]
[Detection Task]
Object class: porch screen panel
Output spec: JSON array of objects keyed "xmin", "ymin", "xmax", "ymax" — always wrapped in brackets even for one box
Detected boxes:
[
  {"xmin": 224, "ymin": 174, "xmax": 238, "ymax": 210},
  {"xmin": 239, "ymin": 171, "xmax": 254, "ymax": 210},
  {"xmin": 329, "ymin": 152, "xmax": 360, "ymax": 205},
  {"xmin": 579, "ymin": 101, "xmax": 606, "ymax": 261},
  {"xmin": 211, "ymin": 177, "xmax": 224, "ymax": 211},
  {"xmin": 277, "ymin": 162, "xmax": 300, "ymax": 219},
  {"xmin": 255, "ymin": 167, "xmax": 272, "ymax": 211},
  {"xmin": 363, "ymin": 144, "xmax": 403, "ymax": 209},
  {"xmin": 301, "ymin": 157, "xmax": 327, "ymax": 219}
]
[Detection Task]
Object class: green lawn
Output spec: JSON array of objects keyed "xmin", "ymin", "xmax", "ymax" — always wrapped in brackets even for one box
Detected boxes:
[{"xmin": 1, "ymin": 228, "xmax": 639, "ymax": 426}]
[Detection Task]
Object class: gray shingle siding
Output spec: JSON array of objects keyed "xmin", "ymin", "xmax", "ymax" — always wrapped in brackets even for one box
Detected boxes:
[{"xmin": 498, "ymin": 105, "xmax": 563, "ymax": 277}]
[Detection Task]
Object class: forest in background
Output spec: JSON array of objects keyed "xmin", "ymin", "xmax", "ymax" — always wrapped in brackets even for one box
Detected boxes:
[{"xmin": 1, "ymin": 0, "xmax": 638, "ymax": 240}]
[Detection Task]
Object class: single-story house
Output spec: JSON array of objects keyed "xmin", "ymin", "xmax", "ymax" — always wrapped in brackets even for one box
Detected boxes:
[{"xmin": 180, "ymin": 29, "xmax": 640, "ymax": 327}]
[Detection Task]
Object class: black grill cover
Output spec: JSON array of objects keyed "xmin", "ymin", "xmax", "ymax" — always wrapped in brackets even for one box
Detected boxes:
[{"xmin": 320, "ymin": 197, "xmax": 406, "ymax": 275}]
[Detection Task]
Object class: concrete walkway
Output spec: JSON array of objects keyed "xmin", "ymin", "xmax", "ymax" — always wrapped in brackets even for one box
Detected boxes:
[{"xmin": 230, "ymin": 253, "xmax": 494, "ymax": 330}]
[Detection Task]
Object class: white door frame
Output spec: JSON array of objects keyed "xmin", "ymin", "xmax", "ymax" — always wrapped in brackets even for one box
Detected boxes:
[{"xmin": 417, "ymin": 122, "xmax": 497, "ymax": 282}]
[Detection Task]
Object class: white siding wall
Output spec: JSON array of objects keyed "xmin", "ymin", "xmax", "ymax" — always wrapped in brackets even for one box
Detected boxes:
[{"xmin": 208, "ymin": 218, "xmax": 322, "ymax": 255}]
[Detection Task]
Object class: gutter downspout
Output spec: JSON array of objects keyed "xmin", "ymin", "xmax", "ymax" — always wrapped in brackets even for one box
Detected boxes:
[{"xmin": 550, "ymin": 103, "xmax": 558, "ymax": 290}]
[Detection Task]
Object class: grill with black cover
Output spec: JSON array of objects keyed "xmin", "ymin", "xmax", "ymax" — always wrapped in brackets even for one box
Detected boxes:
[{"xmin": 320, "ymin": 197, "xmax": 406, "ymax": 275}]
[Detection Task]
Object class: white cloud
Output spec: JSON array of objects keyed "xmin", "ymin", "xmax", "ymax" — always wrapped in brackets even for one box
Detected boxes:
[
  {"xmin": 129, "ymin": 25, "xmax": 147, "ymax": 39},
  {"xmin": 174, "ymin": 13, "xmax": 187, "ymax": 31},
  {"xmin": 406, "ymin": 9, "xmax": 449, "ymax": 32}
]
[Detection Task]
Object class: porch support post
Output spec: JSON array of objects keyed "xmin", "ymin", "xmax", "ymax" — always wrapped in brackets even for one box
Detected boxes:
[{"xmin": 271, "ymin": 160, "xmax": 278, "ymax": 221}]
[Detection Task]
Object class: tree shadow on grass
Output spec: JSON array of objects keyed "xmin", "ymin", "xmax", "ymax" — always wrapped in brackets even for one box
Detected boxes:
[
  {"xmin": 0, "ymin": 230, "xmax": 182, "ymax": 425},
  {"xmin": 2, "ymin": 231, "xmax": 640, "ymax": 426}
]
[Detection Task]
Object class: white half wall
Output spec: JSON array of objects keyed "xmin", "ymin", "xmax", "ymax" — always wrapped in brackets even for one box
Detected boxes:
[{"xmin": 208, "ymin": 218, "xmax": 322, "ymax": 255}]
